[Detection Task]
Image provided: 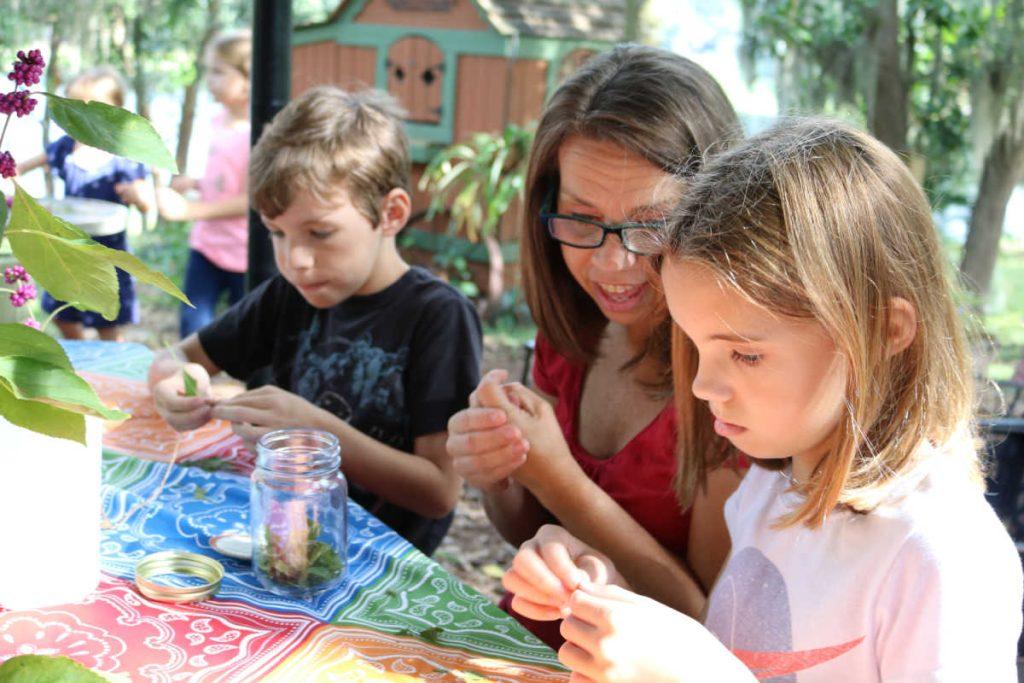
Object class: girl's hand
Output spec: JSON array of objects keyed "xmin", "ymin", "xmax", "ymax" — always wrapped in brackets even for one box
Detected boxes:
[
  {"xmin": 559, "ymin": 583, "xmax": 755, "ymax": 683},
  {"xmin": 502, "ymin": 524, "xmax": 622, "ymax": 621},
  {"xmin": 170, "ymin": 175, "xmax": 199, "ymax": 194},
  {"xmin": 114, "ymin": 180, "xmax": 153, "ymax": 213},
  {"xmin": 151, "ymin": 362, "xmax": 215, "ymax": 432},
  {"xmin": 447, "ymin": 370, "xmax": 531, "ymax": 492},
  {"xmin": 156, "ymin": 187, "xmax": 191, "ymax": 221},
  {"xmin": 210, "ymin": 385, "xmax": 326, "ymax": 452}
]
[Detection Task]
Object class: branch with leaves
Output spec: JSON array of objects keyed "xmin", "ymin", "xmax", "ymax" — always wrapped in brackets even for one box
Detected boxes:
[{"xmin": 0, "ymin": 48, "xmax": 189, "ymax": 444}]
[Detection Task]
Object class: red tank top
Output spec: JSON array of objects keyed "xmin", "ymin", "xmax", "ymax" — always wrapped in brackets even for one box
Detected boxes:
[{"xmin": 532, "ymin": 334, "xmax": 690, "ymax": 555}]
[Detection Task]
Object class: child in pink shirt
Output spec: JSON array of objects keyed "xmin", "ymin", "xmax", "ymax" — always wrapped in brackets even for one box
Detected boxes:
[{"xmin": 157, "ymin": 29, "xmax": 251, "ymax": 338}]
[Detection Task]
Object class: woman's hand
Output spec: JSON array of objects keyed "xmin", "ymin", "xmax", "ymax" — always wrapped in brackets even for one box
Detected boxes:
[
  {"xmin": 447, "ymin": 370, "xmax": 531, "ymax": 492},
  {"xmin": 476, "ymin": 377, "xmax": 576, "ymax": 493},
  {"xmin": 151, "ymin": 362, "xmax": 215, "ymax": 432},
  {"xmin": 210, "ymin": 385, "xmax": 327, "ymax": 452},
  {"xmin": 558, "ymin": 583, "xmax": 755, "ymax": 683},
  {"xmin": 502, "ymin": 524, "xmax": 622, "ymax": 621}
]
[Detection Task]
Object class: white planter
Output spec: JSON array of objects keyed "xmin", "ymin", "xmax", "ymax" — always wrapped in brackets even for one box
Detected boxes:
[{"xmin": 0, "ymin": 415, "xmax": 102, "ymax": 609}]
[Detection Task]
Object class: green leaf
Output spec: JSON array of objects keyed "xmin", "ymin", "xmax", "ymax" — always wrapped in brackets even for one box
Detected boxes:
[
  {"xmin": 7, "ymin": 186, "xmax": 118, "ymax": 319},
  {"xmin": 0, "ymin": 356, "xmax": 128, "ymax": 421},
  {"xmin": 418, "ymin": 626, "xmax": 445, "ymax": 644},
  {"xmin": 182, "ymin": 369, "xmax": 197, "ymax": 397},
  {"xmin": 0, "ymin": 189, "xmax": 8, "ymax": 241},
  {"xmin": 0, "ymin": 655, "xmax": 108, "ymax": 682},
  {"xmin": 0, "ymin": 382, "xmax": 86, "ymax": 444},
  {"xmin": 7, "ymin": 185, "xmax": 190, "ymax": 319},
  {"xmin": 0, "ymin": 323, "xmax": 74, "ymax": 370},
  {"xmin": 45, "ymin": 94, "xmax": 177, "ymax": 172}
]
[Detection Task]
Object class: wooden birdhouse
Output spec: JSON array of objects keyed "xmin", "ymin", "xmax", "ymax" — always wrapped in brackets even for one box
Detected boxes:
[
  {"xmin": 292, "ymin": 0, "xmax": 638, "ymax": 305},
  {"xmin": 293, "ymin": 1, "xmax": 636, "ymax": 157}
]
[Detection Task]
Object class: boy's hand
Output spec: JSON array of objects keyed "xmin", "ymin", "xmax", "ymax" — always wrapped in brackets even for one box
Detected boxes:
[
  {"xmin": 558, "ymin": 583, "xmax": 754, "ymax": 683},
  {"xmin": 152, "ymin": 363, "xmax": 214, "ymax": 432},
  {"xmin": 156, "ymin": 187, "xmax": 190, "ymax": 221},
  {"xmin": 211, "ymin": 386, "xmax": 326, "ymax": 452},
  {"xmin": 503, "ymin": 524, "xmax": 621, "ymax": 622},
  {"xmin": 448, "ymin": 370, "xmax": 530, "ymax": 492}
]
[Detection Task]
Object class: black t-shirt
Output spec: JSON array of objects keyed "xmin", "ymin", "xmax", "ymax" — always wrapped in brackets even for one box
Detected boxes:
[{"xmin": 199, "ymin": 266, "xmax": 482, "ymax": 554}]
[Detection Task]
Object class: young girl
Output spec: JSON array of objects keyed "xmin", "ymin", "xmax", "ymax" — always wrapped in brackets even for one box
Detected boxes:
[
  {"xmin": 445, "ymin": 45, "xmax": 745, "ymax": 648},
  {"xmin": 157, "ymin": 29, "xmax": 251, "ymax": 339},
  {"xmin": 501, "ymin": 119, "xmax": 1023, "ymax": 681},
  {"xmin": 17, "ymin": 67, "xmax": 150, "ymax": 341}
]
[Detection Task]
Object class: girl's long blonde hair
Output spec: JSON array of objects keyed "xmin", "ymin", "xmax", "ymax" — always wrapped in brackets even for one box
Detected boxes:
[{"xmin": 664, "ymin": 118, "xmax": 981, "ymax": 526}]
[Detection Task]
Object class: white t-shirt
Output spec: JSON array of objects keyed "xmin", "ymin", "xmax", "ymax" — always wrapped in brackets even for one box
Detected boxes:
[{"xmin": 705, "ymin": 458, "xmax": 1023, "ymax": 682}]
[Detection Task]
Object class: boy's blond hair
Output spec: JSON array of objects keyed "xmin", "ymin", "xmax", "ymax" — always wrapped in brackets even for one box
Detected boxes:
[
  {"xmin": 663, "ymin": 118, "xmax": 981, "ymax": 527},
  {"xmin": 208, "ymin": 29, "xmax": 252, "ymax": 80},
  {"xmin": 67, "ymin": 67, "xmax": 128, "ymax": 108},
  {"xmin": 251, "ymin": 86, "xmax": 410, "ymax": 226}
]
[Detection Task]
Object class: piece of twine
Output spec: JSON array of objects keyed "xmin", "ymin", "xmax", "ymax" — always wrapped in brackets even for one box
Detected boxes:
[{"xmin": 102, "ymin": 434, "xmax": 184, "ymax": 529}]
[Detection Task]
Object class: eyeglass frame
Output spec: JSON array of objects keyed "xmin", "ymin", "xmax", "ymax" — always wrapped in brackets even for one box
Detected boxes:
[{"xmin": 538, "ymin": 188, "xmax": 664, "ymax": 255}]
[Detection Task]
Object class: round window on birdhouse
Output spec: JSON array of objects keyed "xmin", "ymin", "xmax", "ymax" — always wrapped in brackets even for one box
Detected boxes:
[{"xmin": 386, "ymin": 35, "xmax": 444, "ymax": 124}]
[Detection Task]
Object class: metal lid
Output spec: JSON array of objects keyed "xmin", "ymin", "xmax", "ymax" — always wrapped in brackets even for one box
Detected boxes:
[
  {"xmin": 210, "ymin": 531, "xmax": 253, "ymax": 561},
  {"xmin": 135, "ymin": 550, "xmax": 224, "ymax": 603}
]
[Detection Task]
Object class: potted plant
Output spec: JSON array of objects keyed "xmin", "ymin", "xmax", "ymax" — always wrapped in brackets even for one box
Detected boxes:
[{"xmin": 0, "ymin": 49, "xmax": 188, "ymax": 610}]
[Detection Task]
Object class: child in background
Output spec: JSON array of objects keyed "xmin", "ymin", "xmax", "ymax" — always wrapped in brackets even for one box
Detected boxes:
[
  {"xmin": 157, "ymin": 29, "xmax": 251, "ymax": 339},
  {"xmin": 148, "ymin": 87, "xmax": 482, "ymax": 555},
  {"xmin": 500, "ymin": 119, "xmax": 1023, "ymax": 681},
  {"xmin": 17, "ymin": 67, "xmax": 150, "ymax": 341}
]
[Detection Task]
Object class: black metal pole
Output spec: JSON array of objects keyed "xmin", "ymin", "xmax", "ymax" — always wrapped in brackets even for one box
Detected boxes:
[{"xmin": 247, "ymin": 0, "xmax": 291, "ymax": 291}]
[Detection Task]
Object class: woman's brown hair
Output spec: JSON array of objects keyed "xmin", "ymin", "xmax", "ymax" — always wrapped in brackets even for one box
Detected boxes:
[
  {"xmin": 521, "ymin": 44, "xmax": 741, "ymax": 392},
  {"xmin": 664, "ymin": 118, "xmax": 981, "ymax": 525}
]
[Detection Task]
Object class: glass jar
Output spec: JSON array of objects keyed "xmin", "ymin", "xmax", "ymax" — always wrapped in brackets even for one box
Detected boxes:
[{"xmin": 250, "ymin": 429, "xmax": 348, "ymax": 598}]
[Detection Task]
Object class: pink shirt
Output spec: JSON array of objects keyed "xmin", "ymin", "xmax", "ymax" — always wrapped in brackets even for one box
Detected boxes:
[{"xmin": 189, "ymin": 110, "xmax": 250, "ymax": 273}]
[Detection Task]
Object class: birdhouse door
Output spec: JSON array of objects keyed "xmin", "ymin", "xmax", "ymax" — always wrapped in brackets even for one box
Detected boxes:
[{"xmin": 386, "ymin": 35, "xmax": 444, "ymax": 124}]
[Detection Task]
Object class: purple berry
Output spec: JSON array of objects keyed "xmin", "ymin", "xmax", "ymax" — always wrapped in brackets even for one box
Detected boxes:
[
  {"xmin": 7, "ymin": 49, "xmax": 44, "ymax": 87},
  {"xmin": 16, "ymin": 281, "xmax": 36, "ymax": 302},
  {"xmin": 0, "ymin": 90, "xmax": 37, "ymax": 118},
  {"xmin": 0, "ymin": 152, "xmax": 14, "ymax": 179},
  {"xmin": 4, "ymin": 265, "xmax": 27, "ymax": 283},
  {"xmin": 23, "ymin": 318, "xmax": 40, "ymax": 329}
]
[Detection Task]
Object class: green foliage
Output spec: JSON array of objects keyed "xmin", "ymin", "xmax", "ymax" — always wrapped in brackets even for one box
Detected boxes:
[
  {"xmin": 738, "ymin": 0, "xmax": 1008, "ymax": 209},
  {"xmin": 0, "ymin": 654, "xmax": 107, "ymax": 682},
  {"xmin": 256, "ymin": 518, "xmax": 344, "ymax": 589},
  {"xmin": 7, "ymin": 185, "xmax": 189, "ymax": 321},
  {"xmin": 0, "ymin": 57, "xmax": 187, "ymax": 444},
  {"xmin": 45, "ymin": 95, "xmax": 177, "ymax": 172},
  {"xmin": 420, "ymin": 125, "xmax": 534, "ymax": 244},
  {"xmin": 182, "ymin": 368, "xmax": 197, "ymax": 397}
]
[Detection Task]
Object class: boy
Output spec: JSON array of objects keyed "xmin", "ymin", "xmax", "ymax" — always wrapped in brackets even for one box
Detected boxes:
[{"xmin": 149, "ymin": 87, "xmax": 482, "ymax": 555}]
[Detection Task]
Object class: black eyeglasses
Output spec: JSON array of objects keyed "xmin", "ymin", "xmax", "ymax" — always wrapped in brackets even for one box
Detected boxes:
[{"xmin": 539, "ymin": 189, "xmax": 664, "ymax": 255}]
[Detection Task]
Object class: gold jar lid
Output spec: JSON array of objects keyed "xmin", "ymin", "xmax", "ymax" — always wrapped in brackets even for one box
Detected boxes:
[{"xmin": 135, "ymin": 550, "xmax": 224, "ymax": 603}]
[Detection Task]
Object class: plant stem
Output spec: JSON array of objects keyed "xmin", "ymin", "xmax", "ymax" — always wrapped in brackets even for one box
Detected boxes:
[
  {"xmin": 42, "ymin": 302, "xmax": 74, "ymax": 330},
  {"xmin": 0, "ymin": 111, "xmax": 12, "ymax": 150}
]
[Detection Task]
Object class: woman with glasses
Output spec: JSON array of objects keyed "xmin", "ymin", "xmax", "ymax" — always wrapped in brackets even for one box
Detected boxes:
[{"xmin": 446, "ymin": 44, "xmax": 744, "ymax": 647}]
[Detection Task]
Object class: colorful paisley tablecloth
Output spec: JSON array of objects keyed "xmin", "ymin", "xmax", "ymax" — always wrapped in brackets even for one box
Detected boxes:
[{"xmin": 0, "ymin": 341, "xmax": 567, "ymax": 682}]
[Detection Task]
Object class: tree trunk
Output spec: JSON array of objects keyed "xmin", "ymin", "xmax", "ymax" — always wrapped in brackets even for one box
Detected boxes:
[
  {"xmin": 131, "ymin": 11, "xmax": 150, "ymax": 120},
  {"xmin": 959, "ymin": 128, "xmax": 1024, "ymax": 302},
  {"xmin": 41, "ymin": 27, "xmax": 62, "ymax": 198},
  {"xmin": 174, "ymin": 0, "xmax": 221, "ymax": 173},
  {"xmin": 482, "ymin": 233, "xmax": 505, "ymax": 321},
  {"xmin": 868, "ymin": 0, "xmax": 909, "ymax": 155}
]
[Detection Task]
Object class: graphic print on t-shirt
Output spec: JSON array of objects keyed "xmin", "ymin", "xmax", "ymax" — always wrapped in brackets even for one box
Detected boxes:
[
  {"xmin": 292, "ymin": 320, "xmax": 409, "ymax": 447},
  {"xmin": 706, "ymin": 547, "xmax": 864, "ymax": 681}
]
